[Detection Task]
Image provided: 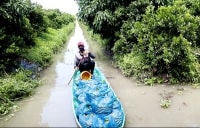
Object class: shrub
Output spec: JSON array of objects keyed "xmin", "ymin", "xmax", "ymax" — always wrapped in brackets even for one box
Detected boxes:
[{"xmin": 132, "ymin": 4, "xmax": 200, "ymax": 83}]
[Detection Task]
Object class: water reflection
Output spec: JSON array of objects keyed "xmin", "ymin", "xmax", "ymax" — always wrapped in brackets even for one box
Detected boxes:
[
  {"xmin": 40, "ymin": 21, "xmax": 88, "ymax": 127},
  {"xmin": 40, "ymin": 62, "xmax": 75, "ymax": 127}
]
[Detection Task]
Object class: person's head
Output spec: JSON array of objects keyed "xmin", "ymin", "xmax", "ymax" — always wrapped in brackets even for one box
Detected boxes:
[{"xmin": 77, "ymin": 41, "xmax": 85, "ymax": 52}]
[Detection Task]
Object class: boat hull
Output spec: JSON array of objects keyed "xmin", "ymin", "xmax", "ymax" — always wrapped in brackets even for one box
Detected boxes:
[{"xmin": 72, "ymin": 67, "xmax": 125, "ymax": 127}]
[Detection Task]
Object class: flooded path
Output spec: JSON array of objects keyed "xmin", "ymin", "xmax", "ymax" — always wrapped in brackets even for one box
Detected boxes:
[{"xmin": 1, "ymin": 20, "xmax": 200, "ymax": 127}]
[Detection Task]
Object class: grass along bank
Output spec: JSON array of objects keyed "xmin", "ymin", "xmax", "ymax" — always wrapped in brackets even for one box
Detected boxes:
[{"xmin": 0, "ymin": 22, "xmax": 75, "ymax": 117}]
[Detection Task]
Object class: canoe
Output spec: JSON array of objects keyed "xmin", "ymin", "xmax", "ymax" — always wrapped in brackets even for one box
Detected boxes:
[{"xmin": 72, "ymin": 67, "xmax": 126, "ymax": 127}]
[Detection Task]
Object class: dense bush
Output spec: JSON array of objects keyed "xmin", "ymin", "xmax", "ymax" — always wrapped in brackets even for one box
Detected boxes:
[
  {"xmin": 0, "ymin": 0, "xmax": 76, "ymax": 116},
  {"xmin": 77, "ymin": 0, "xmax": 174, "ymax": 51},
  {"xmin": 77, "ymin": 0, "xmax": 200, "ymax": 84},
  {"xmin": 0, "ymin": 21, "xmax": 75, "ymax": 116},
  {"xmin": 112, "ymin": 0, "xmax": 152, "ymax": 55},
  {"xmin": 0, "ymin": 69, "xmax": 40, "ymax": 115},
  {"xmin": 0, "ymin": 0, "xmax": 42, "ymax": 72},
  {"xmin": 45, "ymin": 9, "xmax": 75, "ymax": 29},
  {"xmin": 116, "ymin": 2, "xmax": 200, "ymax": 84},
  {"xmin": 0, "ymin": 0, "xmax": 75, "ymax": 73}
]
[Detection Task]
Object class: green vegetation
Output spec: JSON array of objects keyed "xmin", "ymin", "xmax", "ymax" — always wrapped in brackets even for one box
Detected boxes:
[
  {"xmin": 0, "ymin": 70, "xmax": 40, "ymax": 115},
  {"xmin": 77, "ymin": 0, "xmax": 200, "ymax": 85},
  {"xmin": 0, "ymin": 0, "xmax": 75, "ymax": 116},
  {"xmin": 22, "ymin": 24, "xmax": 75, "ymax": 67}
]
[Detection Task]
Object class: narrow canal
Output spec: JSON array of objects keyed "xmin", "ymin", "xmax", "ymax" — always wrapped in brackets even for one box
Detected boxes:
[{"xmin": 1, "ymin": 10, "xmax": 200, "ymax": 128}]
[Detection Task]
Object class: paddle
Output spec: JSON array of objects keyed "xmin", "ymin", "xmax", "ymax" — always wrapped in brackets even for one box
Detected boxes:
[
  {"xmin": 67, "ymin": 60, "xmax": 82, "ymax": 86},
  {"xmin": 67, "ymin": 67, "xmax": 78, "ymax": 86}
]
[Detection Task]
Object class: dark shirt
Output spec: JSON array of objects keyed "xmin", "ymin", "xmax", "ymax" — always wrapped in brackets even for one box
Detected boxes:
[{"xmin": 74, "ymin": 50, "xmax": 95, "ymax": 67}]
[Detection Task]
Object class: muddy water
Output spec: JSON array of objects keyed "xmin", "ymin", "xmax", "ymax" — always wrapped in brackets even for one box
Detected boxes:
[
  {"xmin": 97, "ymin": 62, "xmax": 200, "ymax": 127},
  {"xmin": 1, "ymin": 20, "xmax": 200, "ymax": 127}
]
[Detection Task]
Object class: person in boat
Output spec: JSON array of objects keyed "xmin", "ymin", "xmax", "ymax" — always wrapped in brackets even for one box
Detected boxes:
[{"xmin": 74, "ymin": 41, "xmax": 95, "ymax": 75}]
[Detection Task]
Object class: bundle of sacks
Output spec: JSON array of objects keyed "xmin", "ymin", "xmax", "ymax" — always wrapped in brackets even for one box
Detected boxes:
[{"xmin": 73, "ymin": 76, "xmax": 124, "ymax": 127}]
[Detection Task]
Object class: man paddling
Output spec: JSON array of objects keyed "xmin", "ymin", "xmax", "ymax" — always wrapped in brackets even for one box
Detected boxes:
[{"xmin": 74, "ymin": 41, "xmax": 95, "ymax": 75}]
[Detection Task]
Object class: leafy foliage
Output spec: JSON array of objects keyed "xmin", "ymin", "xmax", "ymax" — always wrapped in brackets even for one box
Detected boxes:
[
  {"xmin": 22, "ymin": 23, "xmax": 75, "ymax": 66},
  {"xmin": 0, "ymin": 69, "xmax": 40, "ymax": 115},
  {"xmin": 77, "ymin": 0, "xmax": 174, "ymax": 50},
  {"xmin": 78, "ymin": 0, "xmax": 200, "ymax": 84},
  {"xmin": 133, "ymin": 3, "xmax": 200, "ymax": 83},
  {"xmin": 77, "ymin": 0, "xmax": 132, "ymax": 50},
  {"xmin": 0, "ymin": 0, "xmax": 76, "ymax": 116},
  {"xmin": 28, "ymin": 3, "xmax": 49, "ymax": 34},
  {"xmin": 112, "ymin": 0, "xmax": 152, "ymax": 55},
  {"xmin": 0, "ymin": 0, "xmax": 75, "ymax": 72},
  {"xmin": 45, "ymin": 9, "xmax": 75, "ymax": 29},
  {"xmin": 115, "ymin": 1, "xmax": 200, "ymax": 84}
]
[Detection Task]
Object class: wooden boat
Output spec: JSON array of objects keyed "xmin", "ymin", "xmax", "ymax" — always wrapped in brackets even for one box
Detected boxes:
[{"xmin": 72, "ymin": 67, "xmax": 126, "ymax": 127}]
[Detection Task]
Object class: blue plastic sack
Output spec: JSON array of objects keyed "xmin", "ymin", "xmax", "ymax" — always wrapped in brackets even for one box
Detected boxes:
[
  {"xmin": 76, "ymin": 102, "xmax": 92, "ymax": 116},
  {"xmin": 74, "ymin": 71, "xmax": 124, "ymax": 128},
  {"xmin": 91, "ymin": 96, "xmax": 113, "ymax": 114},
  {"xmin": 103, "ymin": 115, "xmax": 118, "ymax": 127},
  {"xmin": 108, "ymin": 109, "xmax": 124, "ymax": 126},
  {"xmin": 91, "ymin": 115, "xmax": 105, "ymax": 127},
  {"xmin": 79, "ymin": 114, "xmax": 93, "ymax": 127},
  {"xmin": 112, "ymin": 100, "xmax": 121, "ymax": 109},
  {"xmin": 78, "ymin": 93, "xmax": 88, "ymax": 103}
]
